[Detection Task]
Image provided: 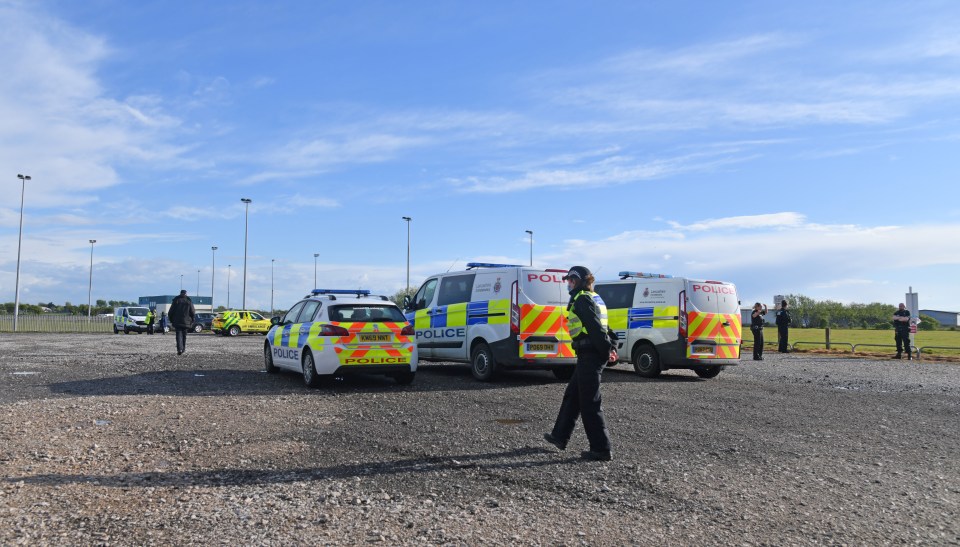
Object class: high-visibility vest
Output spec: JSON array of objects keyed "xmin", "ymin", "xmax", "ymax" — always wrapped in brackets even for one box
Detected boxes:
[{"xmin": 566, "ymin": 290, "xmax": 608, "ymax": 338}]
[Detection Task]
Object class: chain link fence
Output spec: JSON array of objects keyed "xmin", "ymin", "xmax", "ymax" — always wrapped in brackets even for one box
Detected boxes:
[{"xmin": 0, "ymin": 315, "xmax": 114, "ymax": 333}]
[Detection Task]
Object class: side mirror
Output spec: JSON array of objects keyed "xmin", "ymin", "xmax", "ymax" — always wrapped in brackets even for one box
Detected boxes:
[
  {"xmin": 402, "ymin": 295, "xmax": 412, "ymax": 310},
  {"xmin": 270, "ymin": 316, "xmax": 281, "ymax": 326}
]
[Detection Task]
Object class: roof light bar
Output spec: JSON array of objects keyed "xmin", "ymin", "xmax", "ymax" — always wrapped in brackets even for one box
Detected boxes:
[
  {"xmin": 311, "ymin": 289, "xmax": 372, "ymax": 295},
  {"xmin": 619, "ymin": 271, "xmax": 673, "ymax": 279},
  {"xmin": 466, "ymin": 262, "xmax": 524, "ymax": 269}
]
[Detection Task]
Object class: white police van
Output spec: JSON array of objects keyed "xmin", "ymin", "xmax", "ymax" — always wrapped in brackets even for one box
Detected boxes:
[
  {"xmin": 265, "ymin": 289, "xmax": 418, "ymax": 386},
  {"xmin": 595, "ymin": 272, "xmax": 742, "ymax": 379},
  {"xmin": 404, "ymin": 262, "xmax": 577, "ymax": 381},
  {"xmin": 113, "ymin": 306, "xmax": 150, "ymax": 334}
]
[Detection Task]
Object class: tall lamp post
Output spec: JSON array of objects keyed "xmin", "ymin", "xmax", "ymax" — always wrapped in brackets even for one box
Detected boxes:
[
  {"xmin": 271, "ymin": 259, "xmax": 275, "ymax": 315},
  {"xmin": 313, "ymin": 253, "xmax": 319, "ymax": 289},
  {"xmin": 402, "ymin": 216, "xmax": 412, "ymax": 292},
  {"xmin": 13, "ymin": 174, "xmax": 30, "ymax": 332},
  {"xmin": 525, "ymin": 230, "xmax": 533, "ymax": 267},
  {"xmin": 241, "ymin": 198, "xmax": 252, "ymax": 309},
  {"xmin": 196, "ymin": 269, "xmax": 200, "ymax": 298},
  {"xmin": 87, "ymin": 240, "xmax": 96, "ymax": 318},
  {"xmin": 227, "ymin": 265, "xmax": 231, "ymax": 308},
  {"xmin": 211, "ymin": 246, "xmax": 218, "ymax": 310},
  {"xmin": 180, "ymin": 274, "xmax": 184, "ymax": 291}
]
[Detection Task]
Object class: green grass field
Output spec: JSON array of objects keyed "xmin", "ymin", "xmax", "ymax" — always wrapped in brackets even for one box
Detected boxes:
[{"xmin": 744, "ymin": 328, "xmax": 960, "ymax": 357}]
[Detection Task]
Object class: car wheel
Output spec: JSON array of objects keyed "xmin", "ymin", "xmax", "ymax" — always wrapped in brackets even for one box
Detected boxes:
[
  {"xmin": 633, "ymin": 344, "xmax": 661, "ymax": 378},
  {"xmin": 552, "ymin": 367, "xmax": 574, "ymax": 381},
  {"xmin": 264, "ymin": 343, "xmax": 277, "ymax": 374},
  {"xmin": 393, "ymin": 371, "xmax": 415, "ymax": 385},
  {"xmin": 193, "ymin": 324, "xmax": 203, "ymax": 333},
  {"xmin": 694, "ymin": 366, "xmax": 723, "ymax": 379},
  {"xmin": 301, "ymin": 349, "xmax": 322, "ymax": 388},
  {"xmin": 228, "ymin": 325, "xmax": 240, "ymax": 337},
  {"xmin": 470, "ymin": 343, "xmax": 498, "ymax": 382}
]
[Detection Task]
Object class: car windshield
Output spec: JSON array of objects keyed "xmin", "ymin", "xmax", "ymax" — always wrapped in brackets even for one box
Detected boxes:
[
  {"xmin": 128, "ymin": 307, "xmax": 149, "ymax": 316},
  {"xmin": 328, "ymin": 305, "xmax": 406, "ymax": 323}
]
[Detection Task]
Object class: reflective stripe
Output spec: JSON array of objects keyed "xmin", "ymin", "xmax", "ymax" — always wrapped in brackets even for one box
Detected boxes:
[
  {"xmin": 566, "ymin": 291, "xmax": 608, "ymax": 338},
  {"xmin": 686, "ymin": 312, "xmax": 742, "ymax": 359}
]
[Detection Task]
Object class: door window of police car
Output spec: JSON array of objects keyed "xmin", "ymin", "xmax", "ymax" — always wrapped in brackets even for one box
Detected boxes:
[
  {"xmin": 282, "ymin": 302, "xmax": 306, "ymax": 325},
  {"xmin": 296, "ymin": 301, "xmax": 321, "ymax": 323},
  {"xmin": 595, "ymin": 284, "xmax": 636, "ymax": 310},
  {"xmin": 437, "ymin": 274, "xmax": 474, "ymax": 306},
  {"xmin": 411, "ymin": 279, "xmax": 438, "ymax": 310}
]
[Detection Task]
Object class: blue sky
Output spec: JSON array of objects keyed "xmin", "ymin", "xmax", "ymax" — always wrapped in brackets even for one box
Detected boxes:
[{"xmin": 2, "ymin": 0, "xmax": 959, "ymax": 312}]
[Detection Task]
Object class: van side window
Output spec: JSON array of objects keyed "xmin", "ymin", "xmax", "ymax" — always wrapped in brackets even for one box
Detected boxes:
[
  {"xmin": 413, "ymin": 279, "xmax": 438, "ymax": 310},
  {"xmin": 595, "ymin": 284, "xmax": 636, "ymax": 310},
  {"xmin": 438, "ymin": 274, "xmax": 475, "ymax": 306}
]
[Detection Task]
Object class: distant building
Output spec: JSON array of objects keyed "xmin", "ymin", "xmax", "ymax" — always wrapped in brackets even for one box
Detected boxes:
[
  {"xmin": 139, "ymin": 295, "xmax": 213, "ymax": 314},
  {"xmin": 919, "ymin": 309, "xmax": 959, "ymax": 327}
]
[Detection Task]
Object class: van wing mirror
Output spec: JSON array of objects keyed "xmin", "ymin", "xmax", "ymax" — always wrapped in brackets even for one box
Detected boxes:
[{"xmin": 402, "ymin": 295, "xmax": 412, "ymax": 310}]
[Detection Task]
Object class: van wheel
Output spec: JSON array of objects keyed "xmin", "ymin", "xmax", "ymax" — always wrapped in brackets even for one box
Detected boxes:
[
  {"xmin": 228, "ymin": 325, "xmax": 240, "ymax": 337},
  {"xmin": 123, "ymin": 326, "xmax": 129, "ymax": 335},
  {"xmin": 470, "ymin": 343, "xmax": 498, "ymax": 382},
  {"xmin": 633, "ymin": 344, "xmax": 661, "ymax": 378},
  {"xmin": 302, "ymin": 349, "xmax": 322, "ymax": 388},
  {"xmin": 552, "ymin": 367, "xmax": 574, "ymax": 381},
  {"xmin": 264, "ymin": 343, "xmax": 277, "ymax": 374},
  {"xmin": 113, "ymin": 325, "xmax": 119, "ymax": 334},
  {"xmin": 695, "ymin": 366, "xmax": 723, "ymax": 379}
]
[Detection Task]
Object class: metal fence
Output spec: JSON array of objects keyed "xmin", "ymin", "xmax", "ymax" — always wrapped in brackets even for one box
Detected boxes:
[{"xmin": 0, "ymin": 314, "xmax": 114, "ymax": 333}]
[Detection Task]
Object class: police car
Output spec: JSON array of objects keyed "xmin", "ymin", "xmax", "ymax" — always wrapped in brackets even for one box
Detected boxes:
[
  {"xmin": 264, "ymin": 289, "xmax": 418, "ymax": 386},
  {"xmin": 404, "ymin": 262, "xmax": 576, "ymax": 381},
  {"xmin": 595, "ymin": 272, "xmax": 742, "ymax": 379}
]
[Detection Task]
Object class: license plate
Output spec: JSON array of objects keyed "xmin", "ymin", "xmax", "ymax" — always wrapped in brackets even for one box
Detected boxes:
[
  {"xmin": 693, "ymin": 346, "xmax": 713, "ymax": 354},
  {"xmin": 527, "ymin": 343, "xmax": 556, "ymax": 352},
  {"xmin": 359, "ymin": 333, "xmax": 392, "ymax": 343}
]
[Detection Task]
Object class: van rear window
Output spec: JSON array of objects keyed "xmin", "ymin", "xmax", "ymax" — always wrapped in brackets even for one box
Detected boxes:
[
  {"xmin": 519, "ymin": 271, "xmax": 567, "ymax": 306},
  {"xmin": 687, "ymin": 282, "xmax": 739, "ymax": 313},
  {"xmin": 329, "ymin": 305, "xmax": 406, "ymax": 323}
]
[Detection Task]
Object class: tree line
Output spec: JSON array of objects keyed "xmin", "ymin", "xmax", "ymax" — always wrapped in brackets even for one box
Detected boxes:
[
  {"xmin": 780, "ymin": 295, "xmax": 939, "ymax": 330},
  {"xmin": 0, "ymin": 300, "xmax": 138, "ymax": 315}
]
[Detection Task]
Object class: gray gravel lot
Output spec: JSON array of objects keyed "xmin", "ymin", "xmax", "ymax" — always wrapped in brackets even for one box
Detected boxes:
[{"xmin": 1, "ymin": 333, "xmax": 958, "ymax": 545}]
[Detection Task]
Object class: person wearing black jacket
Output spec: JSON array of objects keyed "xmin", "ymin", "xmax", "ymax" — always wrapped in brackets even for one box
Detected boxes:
[
  {"xmin": 775, "ymin": 300, "xmax": 791, "ymax": 353},
  {"xmin": 751, "ymin": 302, "xmax": 768, "ymax": 360},
  {"xmin": 892, "ymin": 303, "xmax": 912, "ymax": 360},
  {"xmin": 544, "ymin": 266, "xmax": 617, "ymax": 462},
  {"xmin": 168, "ymin": 290, "xmax": 196, "ymax": 355}
]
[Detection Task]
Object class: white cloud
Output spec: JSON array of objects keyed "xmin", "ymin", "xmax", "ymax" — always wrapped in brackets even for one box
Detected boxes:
[{"xmin": 668, "ymin": 212, "xmax": 806, "ymax": 231}]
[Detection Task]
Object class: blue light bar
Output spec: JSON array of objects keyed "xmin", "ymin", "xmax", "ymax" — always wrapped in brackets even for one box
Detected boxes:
[
  {"xmin": 311, "ymin": 289, "xmax": 371, "ymax": 295},
  {"xmin": 466, "ymin": 262, "xmax": 525, "ymax": 269},
  {"xmin": 619, "ymin": 271, "xmax": 673, "ymax": 279}
]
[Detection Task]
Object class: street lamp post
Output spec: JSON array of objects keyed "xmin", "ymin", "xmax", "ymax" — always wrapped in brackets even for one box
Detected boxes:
[
  {"xmin": 87, "ymin": 240, "xmax": 96, "ymax": 318},
  {"xmin": 227, "ymin": 265, "xmax": 231, "ymax": 308},
  {"xmin": 241, "ymin": 198, "xmax": 252, "ymax": 309},
  {"xmin": 271, "ymin": 259, "xmax": 275, "ymax": 315},
  {"xmin": 13, "ymin": 174, "xmax": 30, "ymax": 332},
  {"xmin": 196, "ymin": 269, "xmax": 200, "ymax": 298},
  {"xmin": 525, "ymin": 230, "xmax": 533, "ymax": 266},
  {"xmin": 211, "ymin": 246, "xmax": 218, "ymax": 310},
  {"xmin": 402, "ymin": 216, "xmax": 412, "ymax": 292},
  {"xmin": 313, "ymin": 253, "xmax": 319, "ymax": 289},
  {"xmin": 180, "ymin": 274, "xmax": 184, "ymax": 291}
]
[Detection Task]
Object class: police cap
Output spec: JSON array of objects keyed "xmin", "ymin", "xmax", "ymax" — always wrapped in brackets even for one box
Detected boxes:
[{"xmin": 562, "ymin": 266, "xmax": 592, "ymax": 281}]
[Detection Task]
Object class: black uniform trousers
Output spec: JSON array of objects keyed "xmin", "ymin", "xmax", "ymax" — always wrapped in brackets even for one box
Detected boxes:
[
  {"xmin": 778, "ymin": 325, "xmax": 789, "ymax": 352},
  {"xmin": 895, "ymin": 329, "xmax": 911, "ymax": 357},
  {"xmin": 175, "ymin": 327, "xmax": 189, "ymax": 354},
  {"xmin": 551, "ymin": 348, "xmax": 611, "ymax": 452},
  {"xmin": 751, "ymin": 326, "xmax": 764, "ymax": 359}
]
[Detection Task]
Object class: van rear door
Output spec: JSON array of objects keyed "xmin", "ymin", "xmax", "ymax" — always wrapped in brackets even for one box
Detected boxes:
[
  {"xmin": 684, "ymin": 281, "xmax": 741, "ymax": 360},
  {"xmin": 518, "ymin": 270, "xmax": 573, "ymax": 360}
]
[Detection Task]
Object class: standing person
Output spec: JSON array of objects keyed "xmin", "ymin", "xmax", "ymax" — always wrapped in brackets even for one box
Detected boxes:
[
  {"xmin": 159, "ymin": 312, "xmax": 168, "ymax": 335},
  {"xmin": 775, "ymin": 299, "xmax": 791, "ymax": 353},
  {"xmin": 751, "ymin": 302, "xmax": 768, "ymax": 361},
  {"xmin": 544, "ymin": 266, "xmax": 617, "ymax": 462},
  {"xmin": 146, "ymin": 308, "xmax": 155, "ymax": 335},
  {"xmin": 168, "ymin": 290, "xmax": 196, "ymax": 355},
  {"xmin": 892, "ymin": 303, "xmax": 912, "ymax": 360}
]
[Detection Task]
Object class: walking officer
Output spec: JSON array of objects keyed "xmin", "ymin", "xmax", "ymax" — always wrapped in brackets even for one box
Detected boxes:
[
  {"xmin": 544, "ymin": 266, "xmax": 617, "ymax": 462},
  {"xmin": 751, "ymin": 302, "xmax": 768, "ymax": 360},
  {"xmin": 892, "ymin": 303, "xmax": 912, "ymax": 360},
  {"xmin": 775, "ymin": 299, "xmax": 791, "ymax": 353}
]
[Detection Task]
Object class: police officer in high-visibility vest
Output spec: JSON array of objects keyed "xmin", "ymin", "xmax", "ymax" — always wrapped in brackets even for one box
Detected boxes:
[
  {"xmin": 544, "ymin": 266, "xmax": 617, "ymax": 462},
  {"xmin": 146, "ymin": 308, "xmax": 155, "ymax": 335}
]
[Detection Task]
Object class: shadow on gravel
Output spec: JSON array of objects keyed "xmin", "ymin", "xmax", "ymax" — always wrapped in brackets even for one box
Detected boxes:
[{"xmin": 8, "ymin": 447, "xmax": 582, "ymax": 488}]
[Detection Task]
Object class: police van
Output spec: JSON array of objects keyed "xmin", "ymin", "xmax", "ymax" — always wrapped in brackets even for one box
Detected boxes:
[
  {"xmin": 404, "ymin": 262, "xmax": 577, "ymax": 381},
  {"xmin": 113, "ymin": 306, "xmax": 150, "ymax": 334},
  {"xmin": 594, "ymin": 272, "xmax": 741, "ymax": 379}
]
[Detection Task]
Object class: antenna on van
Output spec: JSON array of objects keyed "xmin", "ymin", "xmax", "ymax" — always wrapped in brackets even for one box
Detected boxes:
[{"xmin": 445, "ymin": 257, "xmax": 459, "ymax": 273}]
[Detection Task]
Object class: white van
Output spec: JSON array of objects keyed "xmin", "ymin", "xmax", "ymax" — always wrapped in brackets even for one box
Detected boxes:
[
  {"xmin": 594, "ymin": 272, "xmax": 742, "ymax": 379},
  {"xmin": 404, "ymin": 262, "xmax": 577, "ymax": 381},
  {"xmin": 113, "ymin": 306, "xmax": 151, "ymax": 334}
]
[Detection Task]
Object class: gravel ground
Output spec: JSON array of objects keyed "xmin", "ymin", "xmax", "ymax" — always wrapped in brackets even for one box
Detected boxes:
[{"xmin": 1, "ymin": 333, "xmax": 958, "ymax": 546}]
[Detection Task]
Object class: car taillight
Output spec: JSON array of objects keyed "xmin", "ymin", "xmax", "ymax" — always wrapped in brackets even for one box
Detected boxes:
[
  {"xmin": 320, "ymin": 324, "xmax": 350, "ymax": 337},
  {"xmin": 678, "ymin": 290, "xmax": 687, "ymax": 339},
  {"xmin": 510, "ymin": 280, "xmax": 520, "ymax": 336},
  {"xmin": 400, "ymin": 324, "xmax": 414, "ymax": 336}
]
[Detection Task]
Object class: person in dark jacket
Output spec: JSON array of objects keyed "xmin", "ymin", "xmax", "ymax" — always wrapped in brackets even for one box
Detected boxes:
[
  {"xmin": 168, "ymin": 290, "xmax": 196, "ymax": 355},
  {"xmin": 892, "ymin": 303, "xmax": 912, "ymax": 360},
  {"xmin": 775, "ymin": 299, "xmax": 791, "ymax": 353},
  {"xmin": 544, "ymin": 266, "xmax": 617, "ymax": 462},
  {"xmin": 751, "ymin": 302, "xmax": 768, "ymax": 360}
]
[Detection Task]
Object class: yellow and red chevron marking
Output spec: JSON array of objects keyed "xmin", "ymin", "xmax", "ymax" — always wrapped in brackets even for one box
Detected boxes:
[
  {"xmin": 687, "ymin": 312, "xmax": 742, "ymax": 359},
  {"xmin": 518, "ymin": 304, "xmax": 573, "ymax": 359}
]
